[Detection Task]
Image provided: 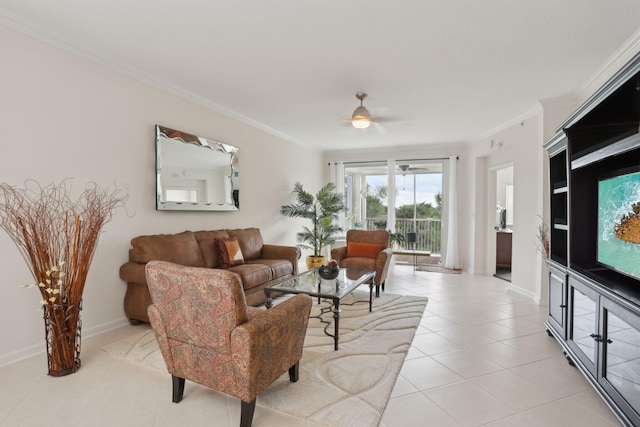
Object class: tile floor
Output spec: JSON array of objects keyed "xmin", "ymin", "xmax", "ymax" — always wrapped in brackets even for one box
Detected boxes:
[{"xmin": 0, "ymin": 264, "xmax": 623, "ymax": 426}]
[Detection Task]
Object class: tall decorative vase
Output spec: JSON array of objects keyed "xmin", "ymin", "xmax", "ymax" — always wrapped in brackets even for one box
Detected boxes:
[{"xmin": 43, "ymin": 300, "xmax": 82, "ymax": 376}]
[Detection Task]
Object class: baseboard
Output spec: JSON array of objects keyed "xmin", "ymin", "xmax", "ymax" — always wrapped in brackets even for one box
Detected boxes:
[
  {"xmin": 508, "ymin": 282, "xmax": 537, "ymax": 301},
  {"xmin": 0, "ymin": 316, "xmax": 130, "ymax": 369}
]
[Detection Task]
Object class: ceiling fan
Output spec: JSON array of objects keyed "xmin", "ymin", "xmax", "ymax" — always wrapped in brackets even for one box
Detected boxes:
[
  {"xmin": 348, "ymin": 92, "xmax": 389, "ymax": 130},
  {"xmin": 351, "ymin": 92, "xmax": 372, "ymax": 129},
  {"xmin": 398, "ymin": 164, "xmax": 431, "ymax": 174}
]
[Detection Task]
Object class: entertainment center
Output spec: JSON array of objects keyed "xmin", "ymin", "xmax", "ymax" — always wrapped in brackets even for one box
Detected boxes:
[{"xmin": 544, "ymin": 52, "xmax": 640, "ymax": 426}]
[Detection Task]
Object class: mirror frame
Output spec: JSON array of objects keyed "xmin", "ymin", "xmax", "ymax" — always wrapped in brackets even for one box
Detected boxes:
[{"xmin": 155, "ymin": 125, "xmax": 239, "ymax": 211}]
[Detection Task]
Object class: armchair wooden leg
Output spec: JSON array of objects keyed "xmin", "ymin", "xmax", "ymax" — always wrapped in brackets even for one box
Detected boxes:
[
  {"xmin": 172, "ymin": 375, "xmax": 185, "ymax": 403},
  {"xmin": 240, "ymin": 398, "xmax": 256, "ymax": 427},
  {"xmin": 289, "ymin": 361, "xmax": 300, "ymax": 382}
]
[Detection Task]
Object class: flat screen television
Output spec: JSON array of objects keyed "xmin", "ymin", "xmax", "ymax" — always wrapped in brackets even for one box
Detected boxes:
[{"xmin": 597, "ymin": 168, "xmax": 640, "ymax": 279}]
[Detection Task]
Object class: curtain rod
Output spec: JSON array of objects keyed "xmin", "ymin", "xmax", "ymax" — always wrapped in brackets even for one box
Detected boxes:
[{"xmin": 328, "ymin": 156, "xmax": 459, "ymax": 166}]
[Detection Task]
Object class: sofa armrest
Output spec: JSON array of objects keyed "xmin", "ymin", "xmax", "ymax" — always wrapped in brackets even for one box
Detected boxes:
[
  {"xmin": 261, "ymin": 244, "xmax": 301, "ymax": 275},
  {"xmin": 119, "ymin": 262, "xmax": 147, "ymax": 285},
  {"xmin": 230, "ymin": 294, "xmax": 312, "ymax": 400},
  {"xmin": 331, "ymin": 246, "xmax": 348, "ymax": 264}
]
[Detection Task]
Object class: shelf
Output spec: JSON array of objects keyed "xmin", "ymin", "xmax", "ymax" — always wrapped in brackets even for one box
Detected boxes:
[
  {"xmin": 553, "ymin": 186, "xmax": 568, "ymax": 194},
  {"xmin": 554, "ymin": 224, "xmax": 568, "ymax": 231},
  {"xmin": 571, "ymin": 127, "xmax": 640, "ymax": 170}
]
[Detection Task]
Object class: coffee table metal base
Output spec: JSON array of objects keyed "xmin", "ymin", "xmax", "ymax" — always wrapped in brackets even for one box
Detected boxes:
[{"xmin": 264, "ymin": 271, "xmax": 375, "ymax": 351}]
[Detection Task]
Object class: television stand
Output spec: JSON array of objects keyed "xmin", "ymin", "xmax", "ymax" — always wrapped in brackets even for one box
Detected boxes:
[{"xmin": 544, "ymin": 52, "xmax": 640, "ymax": 427}]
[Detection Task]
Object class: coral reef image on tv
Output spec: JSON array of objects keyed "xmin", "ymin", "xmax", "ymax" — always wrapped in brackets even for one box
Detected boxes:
[{"xmin": 598, "ymin": 170, "xmax": 640, "ymax": 279}]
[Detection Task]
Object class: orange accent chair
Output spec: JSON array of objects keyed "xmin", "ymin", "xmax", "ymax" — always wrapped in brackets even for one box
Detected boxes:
[
  {"xmin": 331, "ymin": 230, "xmax": 393, "ymax": 297},
  {"xmin": 145, "ymin": 260, "xmax": 312, "ymax": 427}
]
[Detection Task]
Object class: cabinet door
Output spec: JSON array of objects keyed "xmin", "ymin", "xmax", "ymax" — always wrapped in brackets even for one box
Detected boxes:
[
  {"xmin": 600, "ymin": 298, "xmax": 640, "ymax": 426},
  {"xmin": 568, "ymin": 277, "xmax": 599, "ymax": 377},
  {"xmin": 547, "ymin": 266, "xmax": 567, "ymax": 338}
]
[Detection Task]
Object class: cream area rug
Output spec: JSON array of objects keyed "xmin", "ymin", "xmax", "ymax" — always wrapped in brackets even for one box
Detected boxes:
[{"xmin": 103, "ymin": 291, "xmax": 427, "ymax": 427}]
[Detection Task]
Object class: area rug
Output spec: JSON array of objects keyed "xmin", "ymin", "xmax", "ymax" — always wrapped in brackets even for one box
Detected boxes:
[
  {"xmin": 415, "ymin": 264, "xmax": 462, "ymax": 274},
  {"xmin": 103, "ymin": 291, "xmax": 427, "ymax": 427}
]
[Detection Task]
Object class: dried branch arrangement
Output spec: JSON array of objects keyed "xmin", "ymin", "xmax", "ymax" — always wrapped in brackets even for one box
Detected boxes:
[
  {"xmin": 537, "ymin": 216, "xmax": 550, "ymax": 260},
  {"xmin": 0, "ymin": 180, "xmax": 127, "ymax": 375},
  {"xmin": 0, "ymin": 181, "xmax": 127, "ymax": 305}
]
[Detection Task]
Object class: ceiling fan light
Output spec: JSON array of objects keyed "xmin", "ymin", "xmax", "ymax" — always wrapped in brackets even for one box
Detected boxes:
[
  {"xmin": 352, "ymin": 118, "xmax": 371, "ymax": 129},
  {"xmin": 352, "ymin": 105, "xmax": 371, "ymax": 129}
]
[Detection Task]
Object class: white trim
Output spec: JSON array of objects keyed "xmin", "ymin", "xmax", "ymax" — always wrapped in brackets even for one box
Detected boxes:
[
  {"xmin": 0, "ymin": 10, "xmax": 310, "ymax": 149},
  {"xmin": 509, "ymin": 282, "xmax": 538, "ymax": 302},
  {"xmin": 0, "ymin": 317, "xmax": 130, "ymax": 369},
  {"xmin": 578, "ymin": 29, "xmax": 640, "ymax": 100}
]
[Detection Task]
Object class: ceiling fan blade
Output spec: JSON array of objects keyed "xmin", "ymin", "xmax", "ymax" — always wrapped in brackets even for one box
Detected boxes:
[{"xmin": 372, "ymin": 121, "xmax": 387, "ymax": 134}]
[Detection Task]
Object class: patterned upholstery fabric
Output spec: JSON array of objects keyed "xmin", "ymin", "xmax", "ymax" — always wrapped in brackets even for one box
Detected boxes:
[
  {"xmin": 145, "ymin": 260, "xmax": 312, "ymax": 406},
  {"xmin": 331, "ymin": 230, "xmax": 393, "ymax": 294}
]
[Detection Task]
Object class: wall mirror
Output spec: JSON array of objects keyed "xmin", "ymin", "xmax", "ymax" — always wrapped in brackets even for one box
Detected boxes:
[{"xmin": 156, "ymin": 125, "xmax": 239, "ymax": 211}]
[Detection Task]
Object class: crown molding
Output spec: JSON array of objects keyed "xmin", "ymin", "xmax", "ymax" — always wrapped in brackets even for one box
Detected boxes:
[
  {"xmin": 0, "ymin": 10, "xmax": 308, "ymax": 148},
  {"xmin": 578, "ymin": 29, "xmax": 640, "ymax": 101}
]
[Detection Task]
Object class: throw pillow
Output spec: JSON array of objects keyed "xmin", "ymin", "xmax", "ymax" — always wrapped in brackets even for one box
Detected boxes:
[
  {"xmin": 215, "ymin": 237, "xmax": 245, "ymax": 268},
  {"xmin": 347, "ymin": 242, "xmax": 383, "ymax": 259}
]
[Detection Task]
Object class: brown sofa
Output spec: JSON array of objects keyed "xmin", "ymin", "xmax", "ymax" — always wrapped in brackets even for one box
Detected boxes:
[{"xmin": 119, "ymin": 228, "xmax": 299, "ymax": 324}]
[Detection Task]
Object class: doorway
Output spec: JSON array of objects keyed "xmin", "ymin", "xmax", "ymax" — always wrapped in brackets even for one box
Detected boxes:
[{"xmin": 494, "ymin": 166, "xmax": 513, "ymax": 282}]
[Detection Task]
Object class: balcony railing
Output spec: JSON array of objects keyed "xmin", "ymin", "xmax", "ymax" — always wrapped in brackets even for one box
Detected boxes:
[{"xmin": 363, "ymin": 218, "xmax": 442, "ymax": 255}]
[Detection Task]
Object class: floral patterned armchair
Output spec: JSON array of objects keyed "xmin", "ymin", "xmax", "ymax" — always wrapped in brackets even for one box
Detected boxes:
[
  {"xmin": 145, "ymin": 260, "xmax": 312, "ymax": 427},
  {"xmin": 331, "ymin": 229, "xmax": 393, "ymax": 297}
]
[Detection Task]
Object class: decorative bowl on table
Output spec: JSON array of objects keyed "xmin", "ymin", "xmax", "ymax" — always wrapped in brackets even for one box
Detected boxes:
[{"xmin": 318, "ymin": 265, "xmax": 340, "ymax": 280}]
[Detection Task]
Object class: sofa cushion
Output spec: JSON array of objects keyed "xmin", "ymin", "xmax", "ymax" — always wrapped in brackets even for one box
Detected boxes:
[
  {"xmin": 216, "ymin": 237, "xmax": 245, "ymax": 268},
  {"xmin": 340, "ymin": 256, "xmax": 376, "ymax": 272},
  {"xmin": 246, "ymin": 259, "xmax": 293, "ymax": 279},
  {"xmin": 227, "ymin": 263, "xmax": 272, "ymax": 291},
  {"xmin": 194, "ymin": 230, "xmax": 230, "ymax": 268},
  {"xmin": 129, "ymin": 231, "xmax": 205, "ymax": 267},
  {"xmin": 347, "ymin": 242, "xmax": 383, "ymax": 259},
  {"xmin": 226, "ymin": 228, "xmax": 264, "ymax": 261}
]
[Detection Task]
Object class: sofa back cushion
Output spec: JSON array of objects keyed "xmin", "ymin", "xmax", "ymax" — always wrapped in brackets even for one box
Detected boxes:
[
  {"xmin": 194, "ymin": 230, "xmax": 230, "ymax": 268},
  {"xmin": 226, "ymin": 228, "xmax": 263, "ymax": 261},
  {"xmin": 129, "ymin": 231, "xmax": 205, "ymax": 267}
]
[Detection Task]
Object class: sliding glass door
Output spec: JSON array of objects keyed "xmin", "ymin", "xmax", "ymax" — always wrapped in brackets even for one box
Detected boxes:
[
  {"xmin": 342, "ymin": 160, "xmax": 443, "ymax": 255},
  {"xmin": 395, "ymin": 161, "xmax": 443, "ymax": 254}
]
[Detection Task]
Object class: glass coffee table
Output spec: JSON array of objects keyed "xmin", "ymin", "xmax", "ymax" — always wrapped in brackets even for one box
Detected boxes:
[{"xmin": 264, "ymin": 268, "xmax": 375, "ymax": 350}]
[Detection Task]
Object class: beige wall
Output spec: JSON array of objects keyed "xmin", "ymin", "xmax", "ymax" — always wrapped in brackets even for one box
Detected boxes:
[
  {"xmin": 0, "ymin": 26, "xmax": 323, "ymax": 365},
  {"xmin": 468, "ymin": 113, "xmax": 545, "ymax": 301}
]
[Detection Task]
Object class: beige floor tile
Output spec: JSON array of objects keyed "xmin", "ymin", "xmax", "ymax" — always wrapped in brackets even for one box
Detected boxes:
[
  {"xmin": 435, "ymin": 325, "xmax": 497, "ymax": 347},
  {"xmin": 431, "ymin": 349, "xmax": 503, "ymax": 379},
  {"xmin": 501, "ymin": 331, "xmax": 564, "ymax": 360},
  {"xmin": 404, "ymin": 345, "xmax": 426, "ymax": 360},
  {"xmin": 424, "ymin": 381, "xmax": 516, "ymax": 426},
  {"xmin": 410, "ymin": 332, "xmax": 462, "ymax": 355},
  {"xmin": 468, "ymin": 369, "xmax": 560, "ymax": 411},
  {"xmin": 419, "ymin": 315, "xmax": 459, "ymax": 332},
  {"xmin": 483, "ymin": 391, "xmax": 622, "ymax": 427},
  {"xmin": 399, "ymin": 356, "xmax": 463, "ymax": 390},
  {"xmin": 471, "ymin": 321, "xmax": 528, "ymax": 341},
  {"xmin": 472, "ymin": 341, "xmax": 547, "ymax": 368},
  {"xmin": 390, "ymin": 374, "xmax": 419, "ymax": 398},
  {"xmin": 509, "ymin": 356, "xmax": 592, "ymax": 400},
  {"xmin": 381, "ymin": 392, "xmax": 461, "ymax": 427}
]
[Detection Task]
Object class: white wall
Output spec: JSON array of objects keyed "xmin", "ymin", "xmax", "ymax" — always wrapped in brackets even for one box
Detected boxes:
[
  {"xmin": 468, "ymin": 113, "xmax": 545, "ymax": 301},
  {"xmin": 0, "ymin": 26, "xmax": 323, "ymax": 366}
]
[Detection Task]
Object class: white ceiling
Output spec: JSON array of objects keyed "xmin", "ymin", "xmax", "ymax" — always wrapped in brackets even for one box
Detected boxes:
[{"xmin": 2, "ymin": 1, "xmax": 640, "ymax": 151}]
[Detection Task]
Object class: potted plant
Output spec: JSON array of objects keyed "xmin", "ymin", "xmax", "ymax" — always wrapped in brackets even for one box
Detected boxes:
[
  {"xmin": 389, "ymin": 230, "xmax": 407, "ymax": 249},
  {"xmin": 281, "ymin": 182, "xmax": 345, "ymax": 269}
]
